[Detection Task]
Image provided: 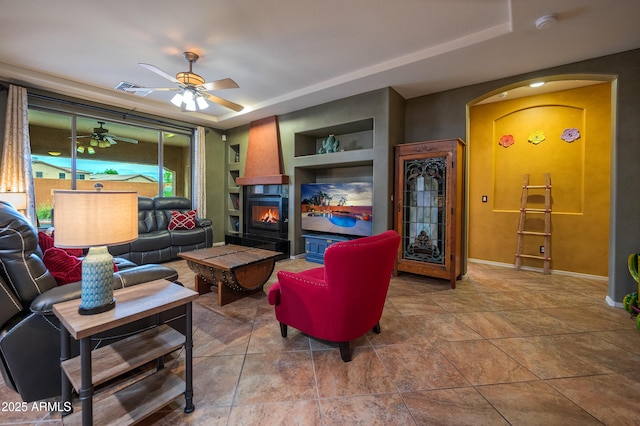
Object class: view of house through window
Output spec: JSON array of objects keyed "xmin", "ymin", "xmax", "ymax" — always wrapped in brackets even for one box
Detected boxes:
[{"xmin": 28, "ymin": 108, "xmax": 193, "ymax": 228}]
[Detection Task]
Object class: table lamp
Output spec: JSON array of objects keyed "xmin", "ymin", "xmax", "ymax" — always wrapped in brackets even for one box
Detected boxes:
[{"xmin": 53, "ymin": 188, "xmax": 138, "ymax": 315}]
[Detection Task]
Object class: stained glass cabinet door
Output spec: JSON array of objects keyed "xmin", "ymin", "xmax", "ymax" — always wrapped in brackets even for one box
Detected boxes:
[{"xmin": 393, "ymin": 139, "xmax": 465, "ymax": 288}]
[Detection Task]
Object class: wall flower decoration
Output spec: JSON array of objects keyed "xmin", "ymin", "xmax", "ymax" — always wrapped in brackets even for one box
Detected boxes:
[
  {"xmin": 528, "ymin": 130, "xmax": 546, "ymax": 145},
  {"xmin": 561, "ymin": 128, "xmax": 581, "ymax": 142},
  {"xmin": 498, "ymin": 134, "xmax": 515, "ymax": 148}
]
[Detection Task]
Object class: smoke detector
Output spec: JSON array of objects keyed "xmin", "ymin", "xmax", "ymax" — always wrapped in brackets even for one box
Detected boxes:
[{"xmin": 535, "ymin": 14, "xmax": 558, "ymax": 30}]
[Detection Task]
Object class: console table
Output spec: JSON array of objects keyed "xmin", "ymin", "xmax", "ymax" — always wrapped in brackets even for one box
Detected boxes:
[{"xmin": 53, "ymin": 279, "xmax": 198, "ymax": 426}]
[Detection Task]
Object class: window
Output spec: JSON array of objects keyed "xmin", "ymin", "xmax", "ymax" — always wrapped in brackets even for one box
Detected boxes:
[{"xmin": 28, "ymin": 107, "xmax": 193, "ymax": 228}]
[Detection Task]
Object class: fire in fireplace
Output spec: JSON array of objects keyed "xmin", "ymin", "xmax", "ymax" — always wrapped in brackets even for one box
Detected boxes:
[
  {"xmin": 255, "ymin": 207, "xmax": 279, "ymax": 223},
  {"xmin": 244, "ymin": 185, "xmax": 288, "ymax": 239}
]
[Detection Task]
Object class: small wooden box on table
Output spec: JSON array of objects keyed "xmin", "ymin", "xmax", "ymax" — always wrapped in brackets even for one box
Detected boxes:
[
  {"xmin": 179, "ymin": 244, "xmax": 282, "ymax": 306},
  {"xmin": 53, "ymin": 279, "xmax": 198, "ymax": 426}
]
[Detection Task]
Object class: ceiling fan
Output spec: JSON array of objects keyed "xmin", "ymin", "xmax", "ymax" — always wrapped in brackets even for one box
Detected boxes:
[
  {"xmin": 124, "ymin": 52, "xmax": 244, "ymax": 113},
  {"xmin": 76, "ymin": 121, "xmax": 138, "ymax": 154}
]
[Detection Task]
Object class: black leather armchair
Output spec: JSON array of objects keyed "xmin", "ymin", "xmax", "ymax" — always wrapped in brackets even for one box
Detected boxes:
[{"xmin": 0, "ymin": 201, "xmax": 185, "ymax": 402}]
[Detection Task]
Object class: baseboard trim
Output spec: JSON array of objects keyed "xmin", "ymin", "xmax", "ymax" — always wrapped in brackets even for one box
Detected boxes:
[
  {"xmin": 468, "ymin": 258, "xmax": 608, "ymax": 281},
  {"xmin": 605, "ymin": 295, "xmax": 624, "ymax": 308}
]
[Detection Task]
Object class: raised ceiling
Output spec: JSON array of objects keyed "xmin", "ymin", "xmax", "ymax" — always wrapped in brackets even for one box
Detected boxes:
[{"xmin": 1, "ymin": 0, "xmax": 639, "ymax": 130}]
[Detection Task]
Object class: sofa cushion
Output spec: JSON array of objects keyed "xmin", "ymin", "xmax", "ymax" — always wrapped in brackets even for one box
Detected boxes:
[
  {"xmin": 137, "ymin": 197, "xmax": 157, "ymax": 233},
  {"xmin": 170, "ymin": 227, "xmax": 208, "ymax": 246},
  {"xmin": 130, "ymin": 230, "xmax": 171, "ymax": 252},
  {"xmin": 168, "ymin": 210, "xmax": 197, "ymax": 230},
  {"xmin": 153, "ymin": 197, "xmax": 193, "ymax": 230}
]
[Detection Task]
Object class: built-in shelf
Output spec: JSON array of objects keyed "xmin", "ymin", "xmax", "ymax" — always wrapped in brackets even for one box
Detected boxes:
[
  {"xmin": 294, "ymin": 118, "xmax": 374, "ymax": 158},
  {"xmin": 228, "ymin": 214, "xmax": 240, "ymax": 233},
  {"xmin": 229, "ymin": 144, "xmax": 240, "ymax": 164},
  {"xmin": 226, "ymin": 138, "xmax": 244, "ymax": 237},
  {"xmin": 229, "ymin": 192, "xmax": 240, "ymax": 211},
  {"xmin": 229, "ymin": 170, "xmax": 240, "ymax": 187},
  {"xmin": 292, "ymin": 148, "xmax": 374, "ymax": 169}
]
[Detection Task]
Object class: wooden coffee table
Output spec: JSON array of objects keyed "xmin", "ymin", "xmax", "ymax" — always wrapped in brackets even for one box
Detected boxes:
[{"xmin": 179, "ymin": 244, "xmax": 282, "ymax": 306}]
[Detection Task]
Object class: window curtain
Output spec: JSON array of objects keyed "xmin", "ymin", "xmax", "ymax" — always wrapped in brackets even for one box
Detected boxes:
[
  {"xmin": 193, "ymin": 126, "xmax": 206, "ymax": 217},
  {"xmin": 0, "ymin": 85, "xmax": 36, "ymax": 225}
]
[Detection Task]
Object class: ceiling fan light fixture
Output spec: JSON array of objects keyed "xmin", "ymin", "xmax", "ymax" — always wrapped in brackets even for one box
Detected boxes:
[
  {"xmin": 87, "ymin": 147, "xmax": 95, "ymax": 155},
  {"xmin": 90, "ymin": 139, "xmax": 98, "ymax": 147},
  {"xmin": 196, "ymin": 95, "xmax": 209, "ymax": 110},
  {"xmin": 77, "ymin": 146, "xmax": 85, "ymax": 154},
  {"xmin": 170, "ymin": 92, "xmax": 183, "ymax": 107},
  {"xmin": 185, "ymin": 99, "xmax": 196, "ymax": 112},
  {"xmin": 176, "ymin": 71, "xmax": 205, "ymax": 86}
]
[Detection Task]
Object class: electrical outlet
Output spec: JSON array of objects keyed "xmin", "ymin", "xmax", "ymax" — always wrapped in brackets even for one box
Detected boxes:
[
  {"xmin": 540, "ymin": 246, "xmax": 545, "ymax": 254},
  {"xmin": 482, "ymin": 195, "xmax": 488, "ymax": 203}
]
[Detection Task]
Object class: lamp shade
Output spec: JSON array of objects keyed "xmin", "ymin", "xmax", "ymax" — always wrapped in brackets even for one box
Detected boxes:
[
  {"xmin": 53, "ymin": 190, "xmax": 138, "ymax": 248},
  {"xmin": 0, "ymin": 192, "xmax": 27, "ymax": 210}
]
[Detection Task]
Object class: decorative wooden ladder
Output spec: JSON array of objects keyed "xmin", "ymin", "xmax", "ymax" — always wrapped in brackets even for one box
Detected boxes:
[{"xmin": 515, "ymin": 173, "xmax": 551, "ymax": 274}]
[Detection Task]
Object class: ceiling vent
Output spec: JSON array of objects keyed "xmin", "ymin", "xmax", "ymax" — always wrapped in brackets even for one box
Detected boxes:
[{"xmin": 114, "ymin": 81, "xmax": 152, "ymax": 97}]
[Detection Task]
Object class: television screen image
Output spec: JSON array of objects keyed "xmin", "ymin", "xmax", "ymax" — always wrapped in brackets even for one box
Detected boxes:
[{"xmin": 300, "ymin": 182, "xmax": 373, "ymax": 237}]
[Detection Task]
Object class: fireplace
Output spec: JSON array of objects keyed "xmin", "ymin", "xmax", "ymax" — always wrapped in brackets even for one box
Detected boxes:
[
  {"xmin": 225, "ymin": 184, "xmax": 290, "ymax": 259},
  {"xmin": 225, "ymin": 117, "xmax": 290, "ymax": 259},
  {"xmin": 244, "ymin": 190, "xmax": 288, "ymax": 239}
]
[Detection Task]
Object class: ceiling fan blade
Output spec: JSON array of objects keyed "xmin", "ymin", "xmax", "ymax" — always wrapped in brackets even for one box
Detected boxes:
[
  {"xmin": 200, "ymin": 78, "xmax": 239, "ymax": 91},
  {"xmin": 109, "ymin": 135, "xmax": 139, "ymax": 144},
  {"xmin": 139, "ymin": 63, "xmax": 181, "ymax": 85},
  {"xmin": 124, "ymin": 87, "xmax": 180, "ymax": 92},
  {"xmin": 201, "ymin": 92, "xmax": 244, "ymax": 112},
  {"xmin": 105, "ymin": 136, "xmax": 117, "ymax": 145}
]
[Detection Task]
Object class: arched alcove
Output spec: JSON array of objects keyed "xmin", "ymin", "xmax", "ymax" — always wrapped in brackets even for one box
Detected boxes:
[{"xmin": 466, "ymin": 75, "xmax": 616, "ymax": 277}]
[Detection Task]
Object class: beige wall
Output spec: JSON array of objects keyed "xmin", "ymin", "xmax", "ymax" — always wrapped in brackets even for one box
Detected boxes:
[{"xmin": 469, "ymin": 83, "xmax": 611, "ymax": 276}]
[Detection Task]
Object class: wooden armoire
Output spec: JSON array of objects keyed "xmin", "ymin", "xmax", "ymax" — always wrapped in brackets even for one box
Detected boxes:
[{"xmin": 393, "ymin": 139, "xmax": 465, "ymax": 288}]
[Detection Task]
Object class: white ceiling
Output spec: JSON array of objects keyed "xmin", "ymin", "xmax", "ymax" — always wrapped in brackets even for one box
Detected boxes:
[{"xmin": 1, "ymin": 0, "xmax": 639, "ymax": 130}]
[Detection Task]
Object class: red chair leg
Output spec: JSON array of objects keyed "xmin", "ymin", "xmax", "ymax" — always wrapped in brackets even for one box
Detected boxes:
[
  {"xmin": 339, "ymin": 342, "xmax": 352, "ymax": 362},
  {"xmin": 280, "ymin": 322, "xmax": 288, "ymax": 337},
  {"xmin": 372, "ymin": 322, "xmax": 381, "ymax": 334}
]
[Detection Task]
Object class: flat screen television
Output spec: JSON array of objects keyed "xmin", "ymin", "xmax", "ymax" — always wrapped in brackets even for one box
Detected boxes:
[{"xmin": 300, "ymin": 182, "xmax": 373, "ymax": 237}]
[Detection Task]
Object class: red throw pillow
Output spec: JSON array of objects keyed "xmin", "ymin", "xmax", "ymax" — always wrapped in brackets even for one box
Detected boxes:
[
  {"xmin": 42, "ymin": 248, "xmax": 119, "ymax": 286},
  {"xmin": 43, "ymin": 248, "xmax": 82, "ymax": 285},
  {"xmin": 38, "ymin": 231, "xmax": 55, "ymax": 253},
  {"xmin": 38, "ymin": 230, "xmax": 84, "ymax": 257},
  {"xmin": 168, "ymin": 209, "xmax": 197, "ymax": 230}
]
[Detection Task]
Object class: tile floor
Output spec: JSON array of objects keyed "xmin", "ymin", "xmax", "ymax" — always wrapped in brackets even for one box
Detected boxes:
[{"xmin": 2, "ymin": 259, "xmax": 640, "ymax": 425}]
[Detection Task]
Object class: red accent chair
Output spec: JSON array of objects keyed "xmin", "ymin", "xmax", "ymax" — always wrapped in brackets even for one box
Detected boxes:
[{"xmin": 267, "ymin": 230, "xmax": 400, "ymax": 362}]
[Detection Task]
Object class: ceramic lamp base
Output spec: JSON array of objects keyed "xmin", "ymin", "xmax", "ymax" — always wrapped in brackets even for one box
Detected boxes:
[{"xmin": 78, "ymin": 246, "xmax": 116, "ymax": 315}]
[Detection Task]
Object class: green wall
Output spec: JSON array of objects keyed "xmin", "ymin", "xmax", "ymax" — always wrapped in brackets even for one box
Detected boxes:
[{"xmin": 204, "ymin": 128, "xmax": 226, "ymax": 244}]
